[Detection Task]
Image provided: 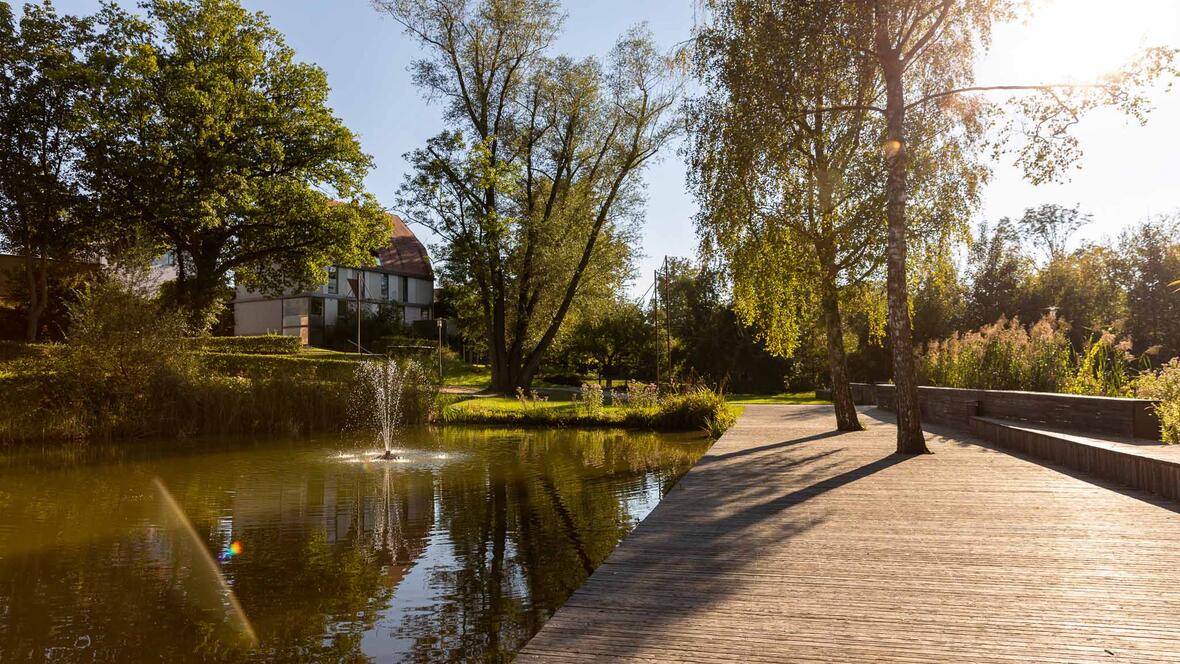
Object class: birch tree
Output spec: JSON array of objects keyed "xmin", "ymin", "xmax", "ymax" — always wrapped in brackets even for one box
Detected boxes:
[{"xmin": 849, "ymin": 0, "xmax": 1175, "ymax": 453}]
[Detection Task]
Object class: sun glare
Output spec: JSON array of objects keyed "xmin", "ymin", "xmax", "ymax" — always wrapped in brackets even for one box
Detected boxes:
[{"xmin": 1004, "ymin": 0, "xmax": 1179, "ymax": 82}]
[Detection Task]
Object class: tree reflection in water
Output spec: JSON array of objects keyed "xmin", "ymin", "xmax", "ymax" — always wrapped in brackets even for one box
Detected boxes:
[{"xmin": 0, "ymin": 427, "xmax": 708, "ymax": 662}]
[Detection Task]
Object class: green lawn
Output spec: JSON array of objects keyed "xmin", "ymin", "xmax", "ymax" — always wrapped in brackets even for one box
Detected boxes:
[
  {"xmin": 725, "ymin": 391, "xmax": 829, "ymax": 405},
  {"xmin": 298, "ymin": 346, "xmax": 493, "ymax": 389},
  {"xmin": 441, "ymin": 358, "xmax": 492, "ymax": 389}
]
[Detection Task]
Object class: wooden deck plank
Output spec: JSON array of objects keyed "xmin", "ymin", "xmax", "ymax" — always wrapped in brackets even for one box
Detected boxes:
[{"xmin": 517, "ymin": 405, "xmax": 1180, "ymax": 663}]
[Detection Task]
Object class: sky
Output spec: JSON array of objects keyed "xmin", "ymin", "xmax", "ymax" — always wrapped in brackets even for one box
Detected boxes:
[{"xmin": 42, "ymin": 0, "xmax": 1180, "ymax": 296}]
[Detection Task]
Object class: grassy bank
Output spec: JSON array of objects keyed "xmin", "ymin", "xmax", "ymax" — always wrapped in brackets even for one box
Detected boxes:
[
  {"xmin": 0, "ymin": 335, "xmax": 438, "ymax": 445},
  {"xmin": 442, "ymin": 391, "xmax": 739, "ymax": 438}
]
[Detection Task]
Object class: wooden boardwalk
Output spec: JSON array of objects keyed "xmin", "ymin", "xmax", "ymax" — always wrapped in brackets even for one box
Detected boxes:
[{"xmin": 518, "ymin": 405, "xmax": 1180, "ymax": 663}]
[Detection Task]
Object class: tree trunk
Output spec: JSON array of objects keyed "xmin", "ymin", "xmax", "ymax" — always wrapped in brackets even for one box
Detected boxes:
[
  {"xmin": 820, "ymin": 273, "xmax": 862, "ymax": 431},
  {"xmin": 24, "ymin": 254, "xmax": 49, "ymax": 342},
  {"xmin": 878, "ymin": 30, "xmax": 930, "ymax": 454}
]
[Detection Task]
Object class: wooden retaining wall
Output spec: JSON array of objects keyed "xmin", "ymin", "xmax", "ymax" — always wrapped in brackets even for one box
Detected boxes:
[
  {"xmin": 851, "ymin": 383, "xmax": 1161, "ymax": 441},
  {"xmin": 970, "ymin": 417, "xmax": 1180, "ymax": 501}
]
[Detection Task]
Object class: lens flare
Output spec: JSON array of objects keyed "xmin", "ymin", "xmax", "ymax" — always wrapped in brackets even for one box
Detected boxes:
[{"xmin": 153, "ymin": 477, "xmax": 257, "ymax": 647}]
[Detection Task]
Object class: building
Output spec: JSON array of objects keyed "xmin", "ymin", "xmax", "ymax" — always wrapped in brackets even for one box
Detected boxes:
[{"xmin": 232, "ymin": 213, "xmax": 434, "ymax": 345}]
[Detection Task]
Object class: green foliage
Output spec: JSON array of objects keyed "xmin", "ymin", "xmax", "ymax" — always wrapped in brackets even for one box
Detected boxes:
[
  {"xmin": 0, "ymin": 2, "xmax": 107, "ymax": 340},
  {"xmin": 86, "ymin": 0, "xmax": 390, "ymax": 317},
  {"xmin": 1063, "ymin": 332, "xmax": 1140, "ymax": 397},
  {"xmin": 0, "ymin": 281, "xmax": 448, "ymax": 444},
  {"xmin": 649, "ymin": 389, "xmax": 735, "ymax": 439},
  {"xmin": 649, "ymin": 259, "xmax": 793, "ymax": 392},
  {"xmin": 1017, "ymin": 204, "xmax": 1091, "ymax": 261},
  {"xmin": 443, "ymin": 389, "xmax": 737, "ymax": 437},
  {"xmin": 386, "ymin": 0, "xmax": 681, "ymax": 389},
  {"xmin": 1134, "ymin": 359, "xmax": 1180, "ymax": 444},
  {"xmin": 564, "ymin": 300, "xmax": 650, "ymax": 386},
  {"xmin": 191, "ymin": 334, "xmax": 301, "ymax": 355},
  {"xmin": 1116, "ymin": 217, "xmax": 1180, "ymax": 360},
  {"xmin": 49, "ymin": 278, "xmax": 195, "ymax": 435},
  {"xmin": 918, "ymin": 314, "xmax": 1155, "ymax": 400},
  {"xmin": 578, "ymin": 382, "xmax": 604, "ymax": 415},
  {"xmin": 965, "ymin": 218, "xmax": 1033, "ymax": 330}
]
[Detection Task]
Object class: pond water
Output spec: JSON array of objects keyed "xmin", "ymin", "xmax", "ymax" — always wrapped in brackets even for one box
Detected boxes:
[{"xmin": 0, "ymin": 427, "xmax": 710, "ymax": 663}]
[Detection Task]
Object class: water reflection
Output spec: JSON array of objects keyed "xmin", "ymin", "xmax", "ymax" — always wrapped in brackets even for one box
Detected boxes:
[{"xmin": 0, "ymin": 427, "xmax": 708, "ymax": 662}]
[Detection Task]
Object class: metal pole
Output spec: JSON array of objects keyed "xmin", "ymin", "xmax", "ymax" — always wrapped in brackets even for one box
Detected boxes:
[
  {"xmin": 663, "ymin": 257, "xmax": 673, "ymax": 388},
  {"xmin": 653, "ymin": 268, "xmax": 660, "ymax": 391},
  {"xmin": 437, "ymin": 318, "xmax": 445, "ymax": 382},
  {"xmin": 356, "ymin": 275, "xmax": 362, "ymax": 355}
]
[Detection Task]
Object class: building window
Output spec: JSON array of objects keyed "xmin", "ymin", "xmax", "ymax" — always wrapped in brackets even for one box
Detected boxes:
[
  {"xmin": 327, "ymin": 266, "xmax": 338, "ymax": 294},
  {"xmin": 309, "ymin": 298, "xmax": 323, "ymax": 316},
  {"xmin": 381, "ymin": 273, "xmax": 389, "ymax": 299},
  {"xmin": 400, "ymin": 276, "xmax": 409, "ymax": 303}
]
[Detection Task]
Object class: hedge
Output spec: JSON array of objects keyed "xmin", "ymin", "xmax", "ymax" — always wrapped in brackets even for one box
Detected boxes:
[
  {"xmin": 190, "ymin": 335, "xmax": 302, "ymax": 355},
  {"xmin": 199, "ymin": 352, "xmax": 359, "ymax": 382}
]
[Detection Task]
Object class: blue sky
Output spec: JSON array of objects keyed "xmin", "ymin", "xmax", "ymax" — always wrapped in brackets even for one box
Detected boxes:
[{"xmin": 43, "ymin": 0, "xmax": 1180, "ymax": 295}]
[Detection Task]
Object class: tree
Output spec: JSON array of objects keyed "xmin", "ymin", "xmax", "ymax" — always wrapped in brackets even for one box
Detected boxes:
[
  {"xmin": 565, "ymin": 299, "xmax": 649, "ymax": 387},
  {"xmin": 845, "ymin": 0, "xmax": 1176, "ymax": 453},
  {"xmin": 383, "ymin": 0, "xmax": 681, "ymax": 392},
  {"xmin": 1018, "ymin": 203, "xmax": 1090, "ymax": 262},
  {"xmin": 0, "ymin": 1, "xmax": 100, "ymax": 341},
  {"xmin": 690, "ymin": 0, "xmax": 982, "ymax": 431},
  {"xmin": 1022, "ymin": 244, "xmax": 1126, "ymax": 348},
  {"xmin": 87, "ymin": 0, "xmax": 389, "ymax": 323},
  {"xmin": 689, "ymin": 0, "xmax": 888, "ymax": 430},
  {"xmin": 1116, "ymin": 217, "xmax": 1180, "ymax": 360},
  {"xmin": 964, "ymin": 217, "xmax": 1030, "ymax": 328}
]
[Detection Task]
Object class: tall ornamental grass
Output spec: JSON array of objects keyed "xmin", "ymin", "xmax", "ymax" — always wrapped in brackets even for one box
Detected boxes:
[
  {"xmin": 917, "ymin": 314, "xmax": 1180, "ymax": 443},
  {"xmin": 918, "ymin": 316, "xmax": 1073, "ymax": 392}
]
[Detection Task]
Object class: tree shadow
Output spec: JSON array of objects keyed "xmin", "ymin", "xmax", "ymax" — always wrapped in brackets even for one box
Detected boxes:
[
  {"xmin": 860, "ymin": 407, "xmax": 1180, "ymax": 515},
  {"xmin": 519, "ymin": 409, "xmax": 917, "ymax": 660}
]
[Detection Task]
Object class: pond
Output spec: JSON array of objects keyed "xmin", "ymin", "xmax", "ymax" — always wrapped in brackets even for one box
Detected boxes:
[{"xmin": 0, "ymin": 427, "xmax": 710, "ymax": 662}]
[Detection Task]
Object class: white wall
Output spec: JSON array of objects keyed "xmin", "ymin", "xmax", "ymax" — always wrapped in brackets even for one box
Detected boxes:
[{"xmin": 234, "ymin": 299, "xmax": 283, "ymax": 336}]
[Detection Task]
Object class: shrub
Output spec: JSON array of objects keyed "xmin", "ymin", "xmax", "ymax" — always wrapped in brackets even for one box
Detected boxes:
[
  {"xmin": 1063, "ymin": 332, "xmax": 1139, "ymax": 397},
  {"xmin": 49, "ymin": 279, "xmax": 196, "ymax": 438},
  {"xmin": 579, "ymin": 382, "xmax": 604, "ymax": 415},
  {"xmin": 190, "ymin": 335, "xmax": 301, "ymax": 355},
  {"xmin": 625, "ymin": 382, "xmax": 659, "ymax": 408},
  {"xmin": 651, "ymin": 389, "xmax": 735, "ymax": 437},
  {"xmin": 1135, "ymin": 358, "xmax": 1180, "ymax": 444}
]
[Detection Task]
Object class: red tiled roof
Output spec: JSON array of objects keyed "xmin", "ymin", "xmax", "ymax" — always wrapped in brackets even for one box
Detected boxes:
[{"xmin": 374, "ymin": 213, "xmax": 433, "ymax": 279}]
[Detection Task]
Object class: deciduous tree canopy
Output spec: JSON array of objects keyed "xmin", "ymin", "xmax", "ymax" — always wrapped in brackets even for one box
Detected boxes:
[
  {"xmin": 383, "ymin": 0, "xmax": 682, "ymax": 391},
  {"xmin": 87, "ymin": 0, "xmax": 389, "ymax": 323}
]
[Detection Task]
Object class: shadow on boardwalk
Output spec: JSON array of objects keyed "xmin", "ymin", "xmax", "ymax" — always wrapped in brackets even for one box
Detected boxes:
[{"xmin": 520, "ymin": 404, "xmax": 1180, "ymax": 663}]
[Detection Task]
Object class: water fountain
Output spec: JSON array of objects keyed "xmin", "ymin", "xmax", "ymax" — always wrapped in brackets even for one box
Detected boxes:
[{"xmin": 355, "ymin": 357, "xmax": 420, "ymax": 460}]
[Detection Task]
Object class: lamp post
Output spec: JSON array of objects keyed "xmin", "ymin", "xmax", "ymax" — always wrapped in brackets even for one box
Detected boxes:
[{"xmin": 436, "ymin": 318, "xmax": 445, "ymax": 382}]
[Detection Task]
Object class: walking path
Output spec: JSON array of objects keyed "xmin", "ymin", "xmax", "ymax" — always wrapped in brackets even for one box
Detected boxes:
[{"xmin": 517, "ymin": 405, "xmax": 1180, "ymax": 663}]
